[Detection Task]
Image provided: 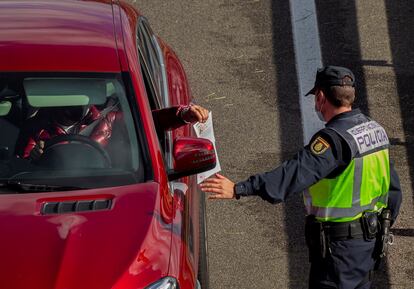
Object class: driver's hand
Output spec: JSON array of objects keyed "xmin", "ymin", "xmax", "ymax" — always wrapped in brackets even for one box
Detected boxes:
[
  {"xmin": 182, "ymin": 104, "xmax": 209, "ymax": 124},
  {"xmin": 29, "ymin": 140, "xmax": 45, "ymax": 161}
]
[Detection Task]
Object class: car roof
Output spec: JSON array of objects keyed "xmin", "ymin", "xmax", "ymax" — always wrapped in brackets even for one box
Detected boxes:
[{"xmin": 0, "ymin": 0, "xmax": 122, "ymax": 73}]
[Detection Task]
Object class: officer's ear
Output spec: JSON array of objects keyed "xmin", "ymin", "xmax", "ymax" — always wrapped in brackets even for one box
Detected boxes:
[
  {"xmin": 314, "ymin": 88, "xmax": 323, "ymax": 103},
  {"xmin": 317, "ymin": 88, "xmax": 327, "ymax": 105}
]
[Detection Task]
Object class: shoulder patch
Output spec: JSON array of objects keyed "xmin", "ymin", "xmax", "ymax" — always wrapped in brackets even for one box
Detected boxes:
[{"xmin": 310, "ymin": 136, "xmax": 330, "ymax": 155}]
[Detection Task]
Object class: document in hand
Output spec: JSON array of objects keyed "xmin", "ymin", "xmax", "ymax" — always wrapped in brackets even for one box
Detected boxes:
[{"xmin": 193, "ymin": 112, "xmax": 221, "ymax": 184}]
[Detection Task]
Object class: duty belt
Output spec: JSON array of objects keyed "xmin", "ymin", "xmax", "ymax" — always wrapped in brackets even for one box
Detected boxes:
[
  {"xmin": 306, "ymin": 215, "xmax": 365, "ymax": 240},
  {"xmin": 305, "ymin": 214, "xmax": 378, "ymax": 261},
  {"xmin": 321, "ymin": 219, "xmax": 364, "ymax": 240}
]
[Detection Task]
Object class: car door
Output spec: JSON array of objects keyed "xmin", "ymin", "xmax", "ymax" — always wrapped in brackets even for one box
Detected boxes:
[{"xmin": 136, "ymin": 18, "xmax": 200, "ymax": 277}]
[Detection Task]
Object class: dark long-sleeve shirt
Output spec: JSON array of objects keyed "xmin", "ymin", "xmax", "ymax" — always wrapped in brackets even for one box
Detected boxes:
[
  {"xmin": 235, "ymin": 110, "xmax": 402, "ymax": 222},
  {"xmin": 152, "ymin": 105, "xmax": 187, "ymax": 131}
]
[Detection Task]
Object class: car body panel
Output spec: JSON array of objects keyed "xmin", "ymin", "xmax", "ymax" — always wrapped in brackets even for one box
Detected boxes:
[
  {"xmin": 0, "ymin": 183, "xmax": 172, "ymax": 289},
  {"xmin": 112, "ymin": 3, "xmax": 130, "ymax": 72},
  {"xmin": 0, "ymin": 1, "xmax": 120, "ymax": 72},
  {"xmin": 0, "ymin": 0, "xmax": 204, "ymax": 288}
]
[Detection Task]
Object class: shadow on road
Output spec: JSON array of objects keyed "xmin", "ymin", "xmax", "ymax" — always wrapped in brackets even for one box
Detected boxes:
[
  {"xmin": 271, "ymin": 1, "xmax": 308, "ymax": 288},
  {"xmin": 384, "ymin": 2, "xmax": 414, "ymax": 285},
  {"xmin": 315, "ymin": 0, "xmax": 369, "ymax": 114},
  {"xmin": 391, "ymin": 228, "xmax": 414, "ymax": 237},
  {"xmin": 385, "ymin": 0, "xmax": 414, "ymax": 205}
]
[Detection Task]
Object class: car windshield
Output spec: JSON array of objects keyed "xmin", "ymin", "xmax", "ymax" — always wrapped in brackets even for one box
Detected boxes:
[{"xmin": 0, "ymin": 73, "xmax": 146, "ymax": 193}]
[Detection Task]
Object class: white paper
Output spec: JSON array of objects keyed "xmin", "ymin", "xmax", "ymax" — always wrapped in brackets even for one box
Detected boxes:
[{"xmin": 193, "ymin": 112, "xmax": 221, "ymax": 184}]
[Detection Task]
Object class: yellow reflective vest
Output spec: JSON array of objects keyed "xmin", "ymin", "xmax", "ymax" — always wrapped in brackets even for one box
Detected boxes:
[{"xmin": 304, "ymin": 113, "xmax": 390, "ymax": 222}]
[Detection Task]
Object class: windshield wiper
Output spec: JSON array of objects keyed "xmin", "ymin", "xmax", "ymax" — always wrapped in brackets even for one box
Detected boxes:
[{"xmin": 0, "ymin": 181, "xmax": 86, "ymax": 193}]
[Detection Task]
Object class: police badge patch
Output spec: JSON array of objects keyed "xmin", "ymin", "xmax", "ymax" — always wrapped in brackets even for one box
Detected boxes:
[{"xmin": 310, "ymin": 136, "xmax": 330, "ymax": 155}]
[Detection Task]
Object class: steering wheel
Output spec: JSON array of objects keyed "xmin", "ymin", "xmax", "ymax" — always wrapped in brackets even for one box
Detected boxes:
[{"xmin": 41, "ymin": 134, "xmax": 111, "ymax": 168}]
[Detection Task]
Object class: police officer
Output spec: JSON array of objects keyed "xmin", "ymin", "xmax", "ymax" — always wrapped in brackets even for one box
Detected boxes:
[{"xmin": 200, "ymin": 66, "xmax": 402, "ymax": 289}]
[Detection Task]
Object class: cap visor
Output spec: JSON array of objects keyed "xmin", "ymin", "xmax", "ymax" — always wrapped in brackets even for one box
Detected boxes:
[{"xmin": 305, "ymin": 87, "xmax": 316, "ymax": 96}]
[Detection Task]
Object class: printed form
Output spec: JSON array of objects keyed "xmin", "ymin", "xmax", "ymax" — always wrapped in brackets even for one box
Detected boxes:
[{"xmin": 193, "ymin": 112, "xmax": 221, "ymax": 184}]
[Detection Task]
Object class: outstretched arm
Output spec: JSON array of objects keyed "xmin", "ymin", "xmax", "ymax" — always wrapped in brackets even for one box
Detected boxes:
[
  {"xmin": 201, "ymin": 133, "xmax": 341, "ymax": 203},
  {"xmin": 152, "ymin": 104, "xmax": 209, "ymax": 131}
]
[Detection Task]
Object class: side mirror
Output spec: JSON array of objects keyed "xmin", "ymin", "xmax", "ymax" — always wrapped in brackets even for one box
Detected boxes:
[{"xmin": 168, "ymin": 137, "xmax": 216, "ymax": 181}]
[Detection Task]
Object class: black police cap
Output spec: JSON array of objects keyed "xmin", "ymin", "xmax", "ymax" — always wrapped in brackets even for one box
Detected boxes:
[{"xmin": 306, "ymin": 66, "xmax": 355, "ymax": 96}]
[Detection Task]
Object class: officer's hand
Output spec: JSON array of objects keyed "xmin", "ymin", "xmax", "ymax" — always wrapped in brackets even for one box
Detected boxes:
[
  {"xmin": 200, "ymin": 173, "xmax": 236, "ymax": 199},
  {"xmin": 182, "ymin": 104, "xmax": 209, "ymax": 124},
  {"xmin": 29, "ymin": 140, "xmax": 45, "ymax": 161}
]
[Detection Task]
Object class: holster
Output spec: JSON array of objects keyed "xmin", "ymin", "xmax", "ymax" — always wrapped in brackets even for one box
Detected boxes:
[
  {"xmin": 305, "ymin": 215, "xmax": 329, "ymax": 262},
  {"xmin": 374, "ymin": 209, "xmax": 393, "ymax": 270},
  {"xmin": 361, "ymin": 211, "xmax": 379, "ymax": 241}
]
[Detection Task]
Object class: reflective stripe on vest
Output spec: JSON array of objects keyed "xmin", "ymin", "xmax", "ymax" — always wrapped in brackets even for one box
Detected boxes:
[{"xmin": 304, "ymin": 149, "xmax": 390, "ymax": 222}]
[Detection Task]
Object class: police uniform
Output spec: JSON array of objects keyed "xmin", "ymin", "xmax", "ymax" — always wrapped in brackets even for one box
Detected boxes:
[{"xmin": 234, "ymin": 67, "xmax": 402, "ymax": 289}]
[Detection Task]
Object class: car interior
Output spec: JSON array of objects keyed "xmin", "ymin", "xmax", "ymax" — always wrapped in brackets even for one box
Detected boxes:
[{"xmin": 0, "ymin": 74, "xmax": 146, "ymax": 192}]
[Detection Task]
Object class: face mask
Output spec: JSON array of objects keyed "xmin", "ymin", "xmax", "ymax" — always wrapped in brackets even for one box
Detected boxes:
[{"xmin": 315, "ymin": 97, "xmax": 325, "ymax": 122}]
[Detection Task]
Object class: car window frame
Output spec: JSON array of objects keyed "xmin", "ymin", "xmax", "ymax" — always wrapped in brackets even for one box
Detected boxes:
[
  {"xmin": 136, "ymin": 17, "xmax": 164, "ymax": 108},
  {"xmin": 136, "ymin": 17, "xmax": 174, "ymax": 171}
]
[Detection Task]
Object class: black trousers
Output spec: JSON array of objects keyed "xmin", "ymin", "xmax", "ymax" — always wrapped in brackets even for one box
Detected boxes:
[{"xmin": 309, "ymin": 238, "xmax": 376, "ymax": 289}]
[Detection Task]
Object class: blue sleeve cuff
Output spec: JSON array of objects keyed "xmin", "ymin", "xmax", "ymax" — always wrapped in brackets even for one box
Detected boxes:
[{"xmin": 234, "ymin": 182, "xmax": 253, "ymax": 199}]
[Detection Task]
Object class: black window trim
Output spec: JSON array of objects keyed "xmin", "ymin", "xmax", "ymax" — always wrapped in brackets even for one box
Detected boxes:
[
  {"xmin": 136, "ymin": 17, "xmax": 164, "ymax": 109},
  {"xmin": 136, "ymin": 17, "xmax": 174, "ymax": 171}
]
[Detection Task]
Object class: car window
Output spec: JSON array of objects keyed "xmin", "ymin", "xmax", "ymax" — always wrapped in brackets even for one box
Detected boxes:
[
  {"xmin": 138, "ymin": 50, "xmax": 169, "ymax": 154},
  {"xmin": 137, "ymin": 18, "xmax": 164, "ymax": 108},
  {"xmin": 0, "ymin": 73, "xmax": 146, "ymax": 193}
]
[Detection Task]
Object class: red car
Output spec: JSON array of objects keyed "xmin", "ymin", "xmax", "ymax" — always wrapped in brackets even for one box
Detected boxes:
[{"xmin": 0, "ymin": 1, "xmax": 215, "ymax": 289}]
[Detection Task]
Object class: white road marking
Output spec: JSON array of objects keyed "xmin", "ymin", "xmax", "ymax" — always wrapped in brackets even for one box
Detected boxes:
[{"xmin": 289, "ymin": 0, "xmax": 324, "ymax": 144}]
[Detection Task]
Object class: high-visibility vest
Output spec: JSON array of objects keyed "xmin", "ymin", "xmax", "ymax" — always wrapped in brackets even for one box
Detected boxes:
[{"xmin": 304, "ymin": 112, "xmax": 391, "ymax": 222}]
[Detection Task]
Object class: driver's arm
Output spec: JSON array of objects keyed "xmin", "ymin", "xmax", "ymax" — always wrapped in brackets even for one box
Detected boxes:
[{"xmin": 152, "ymin": 104, "xmax": 209, "ymax": 131}]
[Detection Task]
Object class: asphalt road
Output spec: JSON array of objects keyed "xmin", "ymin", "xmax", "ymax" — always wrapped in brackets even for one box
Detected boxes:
[{"xmin": 130, "ymin": 1, "xmax": 414, "ymax": 288}]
